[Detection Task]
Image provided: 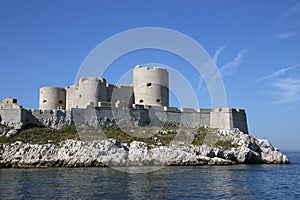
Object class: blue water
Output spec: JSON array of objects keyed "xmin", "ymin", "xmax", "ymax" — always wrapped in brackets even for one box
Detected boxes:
[{"xmin": 0, "ymin": 152, "xmax": 300, "ymax": 200}]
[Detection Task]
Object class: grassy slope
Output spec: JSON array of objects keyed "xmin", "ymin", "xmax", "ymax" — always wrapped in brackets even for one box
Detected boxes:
[{"xmin": 0, "ymin": 125, "xmax": 236, "ymax": 149}]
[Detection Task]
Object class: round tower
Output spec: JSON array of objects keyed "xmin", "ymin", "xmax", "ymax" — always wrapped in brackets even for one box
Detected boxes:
[
  {"xmin": 39, "ymin": 87, "xmax": 66, "ymax": 110},
  {"xmin": 133, "ymin": 65, "xmax": 169, "ymax": 106},
  {"xmin": 76, "ymin": 77, "xmax": 107, "ymax": 108}
]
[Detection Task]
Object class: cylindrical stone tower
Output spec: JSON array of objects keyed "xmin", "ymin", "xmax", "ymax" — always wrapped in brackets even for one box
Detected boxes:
[
  {"xmin": 39, "ymin": 86, "xmax": 66, "ymax": 110},
  {"xmin": 76, "ymin": 77, "xmax": 107, "ymax": 108},
  {"xmin": 133, "ymin": 65, "xmax": 169, "ymax": 106},
  {"xmin": 65, "ymin": 84, "xmax": 78, "ymax": 110}
]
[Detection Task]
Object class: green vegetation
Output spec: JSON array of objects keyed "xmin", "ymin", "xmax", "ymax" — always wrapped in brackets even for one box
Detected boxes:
[
  {"xmin": 0, "ymin": 125, "xmax": 79, "ymax": 145},
  {"xmin": 192, "ymin": 127, "xmax": 217, "ymax": 146},
  {"xmin": 215, "ymin": 140, "xmax": 237, "ymax": 150},
  {"xmin": 0, "ymin": 124, "xmax": 12, "ymax": 130},
  {"xmin": 103, "ymin": 126, "xmax": 177, "ymax": 146},
  {"xmin": 0, "ymin": 124, "xmax": 236, "ymax": 149}
]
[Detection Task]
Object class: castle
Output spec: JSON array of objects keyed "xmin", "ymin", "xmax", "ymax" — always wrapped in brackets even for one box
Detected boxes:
[
  {"xmin": 39, "ymin": 66, "xmax": 169, "ymax": 110},
  {"xmin": 0, "ymin": 66, "xmax": 248, "ymax": 133}
]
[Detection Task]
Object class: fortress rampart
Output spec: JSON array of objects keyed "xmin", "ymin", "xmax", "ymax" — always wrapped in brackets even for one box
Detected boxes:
[
  {"xmin": 0, "ymin": 66, "xmax": 249, "ymax": 133},
  {"xmin": 0, "ymin": 103, "xmax": 248, "ymax": 134}
]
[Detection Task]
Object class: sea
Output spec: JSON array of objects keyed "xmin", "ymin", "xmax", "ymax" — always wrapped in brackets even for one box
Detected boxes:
[{"xmin": 0, "ymin": 152, "xmax": 299, "ymax": 200}]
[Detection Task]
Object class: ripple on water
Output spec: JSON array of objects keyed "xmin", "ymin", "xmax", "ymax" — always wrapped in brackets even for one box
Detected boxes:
[{"xmin": 0, "ymin": 152, "xmax": 299, "ymax": 199}]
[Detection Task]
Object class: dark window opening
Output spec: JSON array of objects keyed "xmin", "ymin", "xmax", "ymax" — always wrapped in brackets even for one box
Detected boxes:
[
  {"xmin": 156, "ymin": 99, "xmax": 161, "ymax": 103},
  {"xmin": 43, "ymin": 100, "xmax": 47, "ymax": 103},
  {"xmin": 147, "ymin": 83, "xmax": 152, "ymax": 87},
  {"xmin": 79, "ymin": 95, "xmax": 82, "ymax": 98},
  {"xmin": 59, "ymin": 100, "xmax": 63, "ymax": 104},
  {"xmin": 12, "ymin": 99, "xmax": 17, "ymax": 103},
  {"xmin": 6, "ymin": 101, "xmax": 9, "ymax": 103},
  {"xmin": 139, "ymin": 99, "xmax": 144, "ymax": 103}
]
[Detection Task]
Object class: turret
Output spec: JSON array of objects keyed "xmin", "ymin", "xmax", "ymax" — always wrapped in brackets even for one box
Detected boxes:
[{"xmin": 133, "ymin": 65, "xmax": 169, "ymax": 106}]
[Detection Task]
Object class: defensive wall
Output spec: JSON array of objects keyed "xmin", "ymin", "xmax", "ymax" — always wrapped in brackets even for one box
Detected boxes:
[
  {"xmin": 0, "ymin": 99, "xmax": 248, "ymax": 134},
  {"xmin": 0, "ymin": 66, "xmax": 249, "ymax": 134}
]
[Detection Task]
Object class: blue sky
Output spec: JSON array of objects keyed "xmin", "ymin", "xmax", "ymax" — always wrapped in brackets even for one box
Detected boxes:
[{"xmin": 0, "ymin": 0, "xmax": 300, "ymax": 151}]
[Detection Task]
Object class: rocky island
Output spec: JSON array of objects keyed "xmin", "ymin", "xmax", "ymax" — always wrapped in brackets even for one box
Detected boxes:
[
  {"xmin": 0, "ymin": 66, "xmax": 290, "ymax": 168},
  {"xmin": 0, "ymin": 125, "xmax": 289, "ymax": 168}
]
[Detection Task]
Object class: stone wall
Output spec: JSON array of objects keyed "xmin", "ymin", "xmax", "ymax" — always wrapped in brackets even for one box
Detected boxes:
[
  {"xmin": 0, "ymin": 105, "xmax": 249, "ymax": 134},
  {"xmin": 0, "ymin": 109, "xmax": 25, "ymax": 129},
  {"xmin": 109, "ymin": 85, "xmax": 134, "ymax": 108},
  {"xmin": 232, "ymin": 109, "xmax": 248, "ymax": 134},
  {"xmin": 70, "ymin": 105, "xmax": 248, "ymax": 133},
  {"xmin": 31, "ymin": 109, "xmax": 72, "ymax": 129}
]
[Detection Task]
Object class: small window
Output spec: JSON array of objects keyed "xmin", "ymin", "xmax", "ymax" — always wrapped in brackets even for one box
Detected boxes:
[
  {"xmin": 139, "ymin": 99, "xmax": 144, "ymax": 103},
  {"xmin": 156, "ymin": 99, "xmax": 161, "ymax": 103},
  {"xmin": 43, "ymin": 100, "xmax": 47, "ymax": 103},
  {"xmin": 12, "ymin": 99, "xmax": 17, "ymax": 103},
  {"xmin": 147, "ymin": 83, "xmax": 152, "ymax": 87},
  {"xmin": 6, "ymin": 101, "xmax": 9, "ymax": 104},
  {"xmin": 79, "ymin": 94, "xmax": 82, "ymax": 98},
  {"xmin": 59, "ymin": 100, "xmax": 63, "ymax": 104}
]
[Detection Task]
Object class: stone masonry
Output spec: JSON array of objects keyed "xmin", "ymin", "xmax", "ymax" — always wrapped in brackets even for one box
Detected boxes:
[{"xmin": 0, "ymin": 66, "xmax": 248, "ymax": 133}]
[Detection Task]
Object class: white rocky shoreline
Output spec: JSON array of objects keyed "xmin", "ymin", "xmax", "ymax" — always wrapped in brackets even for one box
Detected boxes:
[{"xmin": 0, "ymin": 129, "xmax": 289, "ymax": 168}]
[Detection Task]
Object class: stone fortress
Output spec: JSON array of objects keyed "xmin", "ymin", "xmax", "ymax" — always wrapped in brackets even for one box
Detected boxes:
[
  {"xmin": 0, "ymin": 66, "xmax": 248, "ymax": 133},
  {"xmin": 40, "ymin": 66, "xmax": 169, "ymax": 110}
]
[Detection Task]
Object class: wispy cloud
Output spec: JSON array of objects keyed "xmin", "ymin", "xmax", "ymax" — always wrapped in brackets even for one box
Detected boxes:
[
  {"xmin": 269, "ymin": 2, "xmax": 300, "ymax": 41},
  {"xmin": 273, "ymin": 32, "xmax": 295, "ymax": 40},
  {"xmin": 258, "ymin": 63, "xmax": 300, "ymax": 104},
  {"xmin": 196, "ymin": 74, "xmax": 204, "ymax": 93},
  {"xmin": 196, "ymin": 45, "xmax": 247, "ymax": 93},
  {"xmin": 282, "ymin": 2, "xmax": 300, "ymax": 18},
  {"xmin": 272, "ymin": 78, "xmax": 300, "ymax": 104},
  {"xmin": 213, "ymin": 42, "xmax": 228, "ymax": 63},
  {"xmin": 220, "ymin": 49, "xmax": 248, "ymax": 77},
  {"xmin": 257, "ymin": 63, "xmax": 300, "ymax": 82}
]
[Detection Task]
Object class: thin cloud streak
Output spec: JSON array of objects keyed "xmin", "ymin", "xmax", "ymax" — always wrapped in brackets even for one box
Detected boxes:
[
  {"xmin": 282, "ymin": 2, "xmax": 300, "ymax": 19},
  {"xmin": 257, "ymin": 63, "xmax": 300, "ymax": 82},
  {"xmin": 220, "ymin": 49, "xmax": 248, "ymax": 77},
  {"xmin": 273, "ymin": 32, "xmax": 295, "ymax": 40},
  {"xmin": 213, "ymin": 42, "xmax": 228, "ymax": 63},
  {"xmin": 196, "ymin": 46, "xmax": 247, "ymax": 93},
  {"xmin": 272, "ymin": 78, "xmax": 300, "ymax": 104},
  {"xmin": 257, "ymin": 63, "xmax": 300, "ymax": 104},
  {"xmin": 263, "ymin": 2, "xmax": 300, "ymax": 41}
]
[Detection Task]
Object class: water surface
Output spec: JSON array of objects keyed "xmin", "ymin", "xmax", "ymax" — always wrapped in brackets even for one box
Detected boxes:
[{"xmin": 0, "ymin": 152, "xmax": 299, "ymax": 199}]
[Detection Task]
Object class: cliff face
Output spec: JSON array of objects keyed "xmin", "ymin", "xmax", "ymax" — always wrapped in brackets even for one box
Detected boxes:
[{"xmin": 0, "ymin": 129, "xmax": 289, "ymax": 168}]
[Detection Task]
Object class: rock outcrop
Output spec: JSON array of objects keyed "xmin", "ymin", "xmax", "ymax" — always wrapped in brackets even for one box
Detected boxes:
[{"xmin": 0, "ymin": 129, "xmax": 289, "ymax": 168}]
